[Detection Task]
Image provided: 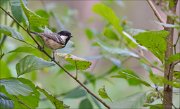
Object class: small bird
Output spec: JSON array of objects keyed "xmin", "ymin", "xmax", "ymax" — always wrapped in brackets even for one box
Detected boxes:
[{"xmin": 31, "ymin": 30, "xmax": 72, "ymax": 59}]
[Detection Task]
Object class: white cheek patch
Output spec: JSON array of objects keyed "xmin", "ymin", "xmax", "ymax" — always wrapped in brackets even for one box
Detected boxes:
[{"xmin": 60, "ymin": 35, "xmax": 68, "ymax": 42}]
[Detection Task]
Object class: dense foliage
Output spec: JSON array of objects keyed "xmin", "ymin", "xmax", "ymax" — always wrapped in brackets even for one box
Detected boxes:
[{"xmin": 0, "ymin": 0, "xmax": 179, "ymax": 109}]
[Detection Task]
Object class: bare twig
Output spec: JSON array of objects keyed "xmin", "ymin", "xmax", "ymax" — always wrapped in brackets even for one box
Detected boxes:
[
  {"xmin": 0, "ymin": 7, "xmax": 110, "ymax": 109},
  {"xmin": 75, "ymin": 60, "xmax": 78, "ymax": 79},
  {"xmin": 41, "ymin": 64, "xmax": 119, "ymax": 101},
  {"xmin": 147, "ymin": 0, "xmax": 165, "ymax": 24},
  {"xmin": 173, "ymin": 33, "xmax": 180, "ymax": 54},
  {"xmin": 132, "ymin": 49, "xmax": 164, "ymax": 73}
]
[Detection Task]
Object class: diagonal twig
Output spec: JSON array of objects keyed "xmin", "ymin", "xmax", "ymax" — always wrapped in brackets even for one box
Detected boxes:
[
  {"xmin": 147, "ymin": 0, "xmax": 165, "ymax": 24},
  {"xmin": 0, "ymin": 7, "xmax": 110, "ymax": 109}
]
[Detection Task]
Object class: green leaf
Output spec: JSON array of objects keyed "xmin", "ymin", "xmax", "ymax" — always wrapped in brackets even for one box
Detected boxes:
[
  {"xmin": 149, "ymin": 72, "xmax": 180, "ymax": 88},
  {"xmin": 20, "ymin": 0, "xmax": 48, "ymax": 27},
  {"xmin": 92, "ymin": 3, "xmax": 137, "ymax": 48},
  {"xmin": 35, "ymin": 9, "xmax": 50, "ymax": 19},
  {"xmin": 0, "ymin": 61, "xmax": 12, "ymax": 78},
  {"xmin": 97, "ymin": 41, "xmax": 139, "ymax": 57},
  {"xmin": 0, "ymin": 78, "xmax": 33, "ymax": 96},
  {"xmin": 79, "ymin": 98, "xmax": 93, "ymax": 109},
  {"xmin": 13, "ymin": 78, "xmax": 40, "ymax": 109},
  {"xmin": 8, "ymin": 46, "xmax": 41, "ymax": 55},
  {"xmin": 64, "ymin": 87, "xmax": 86, "ymax": 99},
  {"xmin": 0, "ymin": 78, "xmax": 40, "ymax": 109},
  {"xmin": 98, "ymin": 86, "xmax": 112, "ymax": 102},
  {"xmin": 92, "ymin": 3, "xmax": 122, "ymax": 33},
  {"xmin": 134, "ymin": 30, "xmax": 169, "ymax": 62},
  {"xmin": 167, "ymin": 53, "xmax": 180, "ymax": 64},
  {"xmin": 0, "ymin": 92, "xmax": 14, "ymax": 109},
  {"xmin": 0, "ymin": 0, "xmax": 9, "ymax": 6},
  {"xmin": 57, "ymin": 53, "xmax": 92, "ymax": 70},
  {"xmin": 16, "ymin": 55, "xmax": 55, "ymax": 76},
  {"xmin": 118, "ymin": 92, "xmax": 146, "ymax": 108},
  {"xmin": 174, "ymin": 71, "xmax": 180, "ymax": 79},
  {"xmin": 91, "ymin": 96, "xmax": 102, "ymax": 109},
  {"xmin": 37, "ymin": 86, "xmax": 69, "ymax": 109},
  {"xmin": 10, "ymin": 0, "xmax": 26, "ymax": 23},
  {"xmin": 85, "ymin": 28, "xmax": 94, "ymax": 40},
  {"xmin": 84, "ymin": 72, "xmax": 96, "ymax": 87},
  {"xmin": 112, "ymin": 70, "xmax": 151, "ymax": 87},
  {"xmin": 0, "ymin": 24, "xmax": 24, "ymax": 41},
  {"xmin": 149, "ymin": 73, "xmax": 164, "ymax": 86},
  {"xmin": 103, "ymin": 27, "xmax": 119, "ymax": 40}
]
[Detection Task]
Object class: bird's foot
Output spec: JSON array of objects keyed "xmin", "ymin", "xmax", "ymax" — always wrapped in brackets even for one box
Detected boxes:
[{"xmin": 38, "ymin": 45, "xmax": 44, "ymax": 51}]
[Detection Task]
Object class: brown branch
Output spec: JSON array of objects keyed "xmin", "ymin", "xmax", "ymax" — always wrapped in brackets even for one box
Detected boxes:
[
  {"xmin": 163, "ymin": 0, "xmax": 178, "ymax": 108},
  {"xmin": 0, "ymin": 7, "xmax": 110, "ymax": 109},
  {"xmin": 132, "ymin": 49, "xmax": 164, "ymax": 73},
  {"xmin": 154, "ymin": 85, "xmax": 177, "ymax": 109},
  {"xmin": 41, "ymin": 65, "xmax": 119, "ymax": 101},
  {"xmin": 147, "ymin": 0, "xmax": 165, "ymax": 24}
]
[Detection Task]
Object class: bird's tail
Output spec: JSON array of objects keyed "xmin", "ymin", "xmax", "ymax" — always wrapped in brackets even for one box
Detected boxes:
[{"xmin": 30, "ymin": 31, "xmax": 39, "ymax": 36}]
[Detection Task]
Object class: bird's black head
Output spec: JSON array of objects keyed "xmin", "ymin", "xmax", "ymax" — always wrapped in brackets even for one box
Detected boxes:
[
  {"xmin": 58, "ymin": 30, "xmax": 72, "ymax": 45},
  {"xmin": 58, "ymin": 30, "xmax": 72, "ymax": 37}
]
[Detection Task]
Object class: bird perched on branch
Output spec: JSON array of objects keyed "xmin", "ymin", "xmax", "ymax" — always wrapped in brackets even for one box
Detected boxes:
[{"xmin": 30, "ymin": 30, "xmax": 72, "ymax": 60}]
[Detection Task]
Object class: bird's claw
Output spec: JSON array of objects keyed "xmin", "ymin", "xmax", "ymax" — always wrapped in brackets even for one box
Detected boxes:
[{"xmin": 38, "ymin": 45, "xmax": 44, "ymax": 51}]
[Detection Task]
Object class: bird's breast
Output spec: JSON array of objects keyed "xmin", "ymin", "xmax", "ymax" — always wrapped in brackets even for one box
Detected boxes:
[{"xmin": 42, "ymin": 37, "xmax": 65, "ymax": 50}]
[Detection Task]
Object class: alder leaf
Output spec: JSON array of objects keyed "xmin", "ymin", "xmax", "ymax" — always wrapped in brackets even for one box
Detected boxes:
[
  {"xmin": 134, "ymin": 30, "xmax": 169, "ymax": 63},
  {"xmin": 0, "ymin": 24, "xmax": 24, "ymax": 41},
  {"xmin": 57, "ymin": 53, "xmax": 92, "ymax": 70},
  {"xmin": 16, "ymin": 55, "xmax": 55, "ymax": 76},
  {"xmin": 167, "ymin": 53, "xmax": 180, "ymax": 64},
  {"xmin": 10, "ymin": 0, "xmax": 26, "ymax": 23},
  {"xmin": 79, "ymin": 98, "xmax": 93, "ymax": 109},
  {"xmin": 20, "ymin": 0, "xmax": 48, "ymax": 27},
  {"xmin": 0, "ymin": 78, "xmax": 33, "ymax": 96},
  {"xmin": 37, "ymin": 87, "xmax": 69, "ymax": 109},
  {"xmin": 98, "ymin": 86, "xmax": 112, "ymax": 102},
  {"xmin": 0, "ymin": 92, "xmax": 14, "ymax": 109}
]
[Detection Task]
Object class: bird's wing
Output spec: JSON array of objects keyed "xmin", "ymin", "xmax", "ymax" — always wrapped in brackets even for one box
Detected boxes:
[{"xmin": 40, "ymin": 33, "xmax": 65, "ymax": 45}]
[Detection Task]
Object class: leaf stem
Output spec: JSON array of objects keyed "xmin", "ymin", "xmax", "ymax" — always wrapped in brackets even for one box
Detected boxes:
[
  {"xmin": 0, "ymin": 7, "xmax": 110, "ymax": 109},
  {"xmin": 75, "ymin": 60, "xmax": 78, "ymax": 79}
]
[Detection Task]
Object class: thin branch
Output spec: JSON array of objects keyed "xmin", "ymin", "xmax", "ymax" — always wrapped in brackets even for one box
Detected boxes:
[
  {"xmin": 53, "ymin": 60, "xmax": 110, "ymax": 109},
  {"xmin": 173, "ymin": 33, "xmax": 180, "ymax": 54},
  {"xmin": 132, "ymin": 49, "xmax": 164, "ymax": 72},
  {"xmin": 0, "ymin": 7, "xmax": 110, "ymax": 109},
  {"xmin": 147, "ymin": 0, "xmax": 165, "ymax": 24},
  {"xmin": 41, "ymin": 65, "xmax": 119, "ymax": 101},
  {"xmin": 75, "ymin": 60, "xmax": 78, "ymax": 79},
  {"xmin": 0, "ymin": 7, "xmax": 42, "ymax": 49}
]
